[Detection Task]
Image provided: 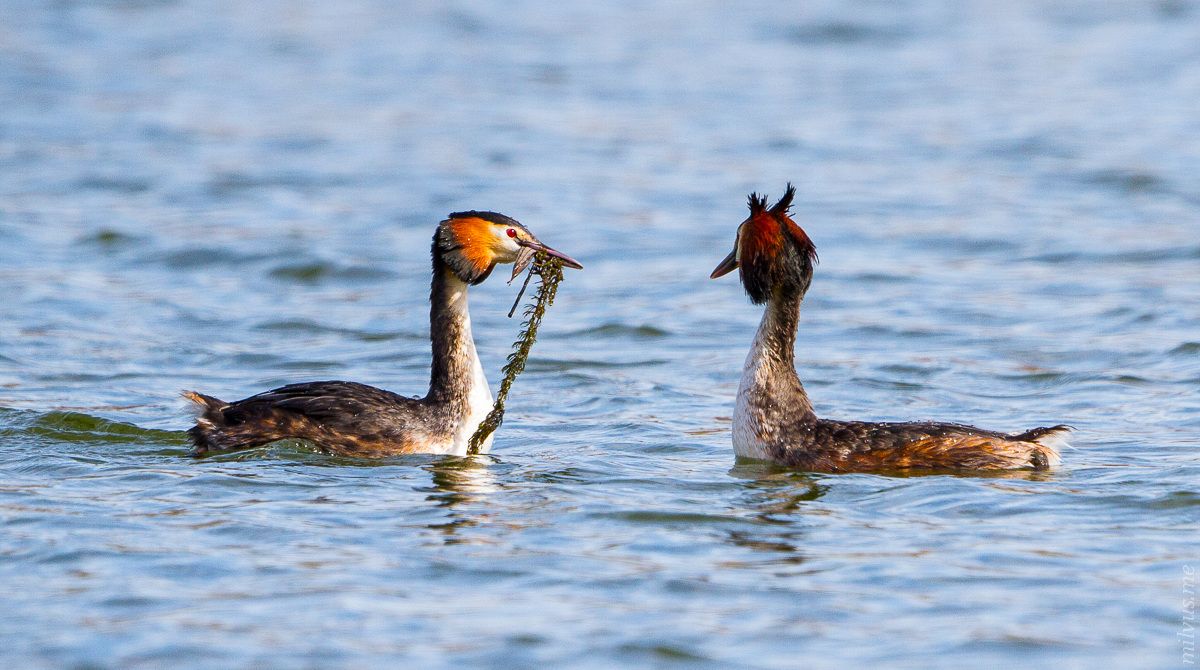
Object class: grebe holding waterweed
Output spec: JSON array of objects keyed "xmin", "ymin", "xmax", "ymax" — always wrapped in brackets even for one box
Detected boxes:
[
  {"xmin": 185, "ymin": 212, "xmax": 582, "ymax": 457},
  {"xmin": 710, "ymin": 184, "xmax": 1069, "ymax": 472}
]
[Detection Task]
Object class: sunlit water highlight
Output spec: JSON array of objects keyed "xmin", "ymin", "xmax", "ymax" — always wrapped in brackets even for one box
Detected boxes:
[{"xmin": 1, "ymin": 1, "xmax": 1198, "ymax": 667}]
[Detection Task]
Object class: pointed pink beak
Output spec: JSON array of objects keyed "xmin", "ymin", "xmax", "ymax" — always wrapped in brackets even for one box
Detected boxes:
[
  {"xmin": 509, "ymin": 239, "xmax": 583, "ymax": 282},
  {"xmin": 710, "ymin": 247, "xmax": 738, "ymax": 278},
  {"xmin": 518, "ymin": 239, "xmax": 583, "ymax": 270}
]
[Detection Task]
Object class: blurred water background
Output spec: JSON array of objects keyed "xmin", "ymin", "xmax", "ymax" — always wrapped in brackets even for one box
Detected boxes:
[{"xmin": 1, "ymin": 0, "xmax": 1199, "ymax": 667}]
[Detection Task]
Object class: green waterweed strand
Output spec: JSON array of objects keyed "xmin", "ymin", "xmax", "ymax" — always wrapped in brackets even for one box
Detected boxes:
[{"xmin": 467, "ymin": 252, "xmax": 565, "ymax": 454}]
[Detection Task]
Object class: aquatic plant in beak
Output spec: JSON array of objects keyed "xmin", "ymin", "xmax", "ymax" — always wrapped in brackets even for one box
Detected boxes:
[{"xmin": 468, "ymin": 251, "xmax": 569, "ymax": 454}]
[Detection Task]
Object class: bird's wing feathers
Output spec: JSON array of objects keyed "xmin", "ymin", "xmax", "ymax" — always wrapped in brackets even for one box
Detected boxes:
[{"xmin": 228, "ymin": 381, "xmax": 420, "ymax": 428}]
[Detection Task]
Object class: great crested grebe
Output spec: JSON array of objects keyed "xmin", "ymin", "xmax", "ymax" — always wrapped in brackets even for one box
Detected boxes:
[
  {"xmin": 710, "ymin": 185, "xmax": 1069, "ymax": 472},
  {"xmin": 185, "ymin": 211, "xmax": 582, "ymax": 457}
]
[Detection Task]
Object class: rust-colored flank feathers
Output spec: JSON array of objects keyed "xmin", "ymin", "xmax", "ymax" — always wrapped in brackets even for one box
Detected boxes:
[{"xmin": 713, "ymin": 183, "xmax": 1069, "ymax": 473}]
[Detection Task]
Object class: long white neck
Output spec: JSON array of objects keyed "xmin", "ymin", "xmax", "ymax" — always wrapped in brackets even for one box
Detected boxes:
[
  {"xmin": 428, "ymin": 262, "xmax": 495, "ymax": 455},
  {"xmin": 733, "ymin": 290, "xmax": 814, "ymax": 459}
]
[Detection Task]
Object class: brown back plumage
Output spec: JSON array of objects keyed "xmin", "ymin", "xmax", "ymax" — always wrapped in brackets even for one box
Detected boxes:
[{"xmin": 184, "ymin": 382, "xmax": 431, "ymax": 457}]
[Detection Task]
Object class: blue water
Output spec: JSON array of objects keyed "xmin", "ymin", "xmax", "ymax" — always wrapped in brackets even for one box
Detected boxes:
[{"xmin": 1, "ymin": 1, "xmax": 1198, "ymax": 667}]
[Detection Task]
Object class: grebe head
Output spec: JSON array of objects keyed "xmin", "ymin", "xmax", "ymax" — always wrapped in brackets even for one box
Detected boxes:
[
  {"xmin": 435, "ymin": 211, "xmax": 583, "ymax": 285},
  {"xmin": 710, "ymin": 183, "xmax": 817, "ymax": 304}
]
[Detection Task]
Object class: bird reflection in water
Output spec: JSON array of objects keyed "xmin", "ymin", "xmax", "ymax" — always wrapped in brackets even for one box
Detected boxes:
[
  {"xmin": 420, "ymin": 455, "xmax": 502, "ymax": 544},
  {"xmin": 722, "ymin": 464, "xmax": 828, "ymax": 568},
  {"xmin": 730, "ymin": 468, "xmax": 826, "ymax": 520}
]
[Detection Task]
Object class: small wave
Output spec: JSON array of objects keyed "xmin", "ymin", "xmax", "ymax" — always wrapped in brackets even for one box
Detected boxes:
[
  {"xmin": 224, "ymin": 352, "xmax": 347, "ymax": 371},
  {"xmin": 525, "ymin": 358, "xmax": 669, "ymax": 372},
  {"xmin": 155, "ymin": 247, "xmax": 271, "ymax": 269},
  {"xmin": 76, "ymin": 176, "xmax": 153, "ymax": 194},
  {"xmin": 1028, "ymin": 247, "xmax": 1200, "ymax": 265},
  {"xmin": 851, "ymin": 377, "xmax": 924, "ymax": 391},
  {"xmin": 269, "ymin": 262, "xmax": 395, "ymax": 284},
  {"xmin": 1169, "ymin": 342, "xmax": 1200, "ymax": 356},
  {"xmin": 76, "ymin": 229, "xmax": 143, "ymax": 249},
  {"xmin": 207, "ymin": 170, "xmax": 353, "ymax": 197},
  {"xmin": 906, "ymin": 236, "xmax": 1021, "ymax": 255},
  {"xmin": 0, "ymin": 408, "xmax": 189, "ymax": 446},
  {"xmin": 854, "ymin": 273, "xmax": 913, "ymax": 284},
  {"xmin": 878, "ymin": 364, "xmax": 944, "ymax": 377},
  {"xmin": 1086, "ymin": 169, "xmax": 1166, "ymax": 194},
  {"xmin": 595, "ymin": 510, "xmax": 766, "ymax": 526},
  {"xmin": 564, "ymin": 324, "xmax": 671, "ymax": 339},
  {"xmin": 254, "ymin": 319, "xmax": 414, "ymax": 342},
  {"xmin": 785, "ymin": 22, "xmax": 910, "ymax": 47}
]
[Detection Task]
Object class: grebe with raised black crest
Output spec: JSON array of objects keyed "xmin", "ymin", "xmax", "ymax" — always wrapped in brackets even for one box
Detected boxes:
[{"xmin": 711, "ymin": 185, "xmax": 1068, "ymax": 472}]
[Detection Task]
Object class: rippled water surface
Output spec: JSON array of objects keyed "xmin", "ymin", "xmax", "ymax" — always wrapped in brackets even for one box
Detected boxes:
[{"xmin": 2, "ymin": 1, "xmax": 1199, "ymax": 667}]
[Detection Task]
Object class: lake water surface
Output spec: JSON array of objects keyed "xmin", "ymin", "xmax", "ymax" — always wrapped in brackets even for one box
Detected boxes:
[{"xmin": 1, "ymin": 1, "xmax": 1198, "ymax": 667}]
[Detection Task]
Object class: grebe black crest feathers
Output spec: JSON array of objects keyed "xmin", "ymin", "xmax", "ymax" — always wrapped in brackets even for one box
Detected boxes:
[
  {"xmin": 713, "ymin": 183, "xmax": 816, "ymax": 305},
  {"xmin": 712, "ymin": 184, "xmax": 1068, "ymax": 472},
  {"xmin": 185, "ymin": 212, "xmax": 581, "ymax": 458}
]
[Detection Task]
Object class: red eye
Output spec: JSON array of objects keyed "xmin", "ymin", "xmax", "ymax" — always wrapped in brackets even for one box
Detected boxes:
[{"xmin": 506, "ymin": 228, "xmax": 517, "ymax": 238}]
